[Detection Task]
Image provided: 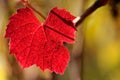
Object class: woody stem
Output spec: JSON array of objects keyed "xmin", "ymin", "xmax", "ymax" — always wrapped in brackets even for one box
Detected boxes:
[{"xmin": 75, "ymin": 0, "xmax": 109, "ymax": 27}]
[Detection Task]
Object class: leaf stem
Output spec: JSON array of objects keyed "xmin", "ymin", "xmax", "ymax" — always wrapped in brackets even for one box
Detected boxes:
[
  {"xmin": 75, "ymin": 0, "xmax": 109, "ymax": 27},
  {"xmin": 23, "ymin": 1, "xmax": 46, "ymax": 20}
]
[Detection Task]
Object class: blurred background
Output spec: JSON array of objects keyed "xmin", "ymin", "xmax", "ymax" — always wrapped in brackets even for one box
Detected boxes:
[{"xmin": 0, "ymin": 0, "xmax": 120, "ymax": 80}]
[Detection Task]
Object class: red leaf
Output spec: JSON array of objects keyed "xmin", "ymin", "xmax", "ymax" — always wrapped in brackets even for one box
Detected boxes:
[
  {"xmin": 21, "ymin": 0, "xmax": 26, "ymax": 3},
  {"xmin": 5, "ymin": 7, "xmax": 76, "ymax": 74}
]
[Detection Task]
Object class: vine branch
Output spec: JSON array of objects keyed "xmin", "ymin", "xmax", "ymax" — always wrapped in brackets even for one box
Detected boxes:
[{"xmin": 75, "ymin": 0, "xmax": 110, "ymax": 27}]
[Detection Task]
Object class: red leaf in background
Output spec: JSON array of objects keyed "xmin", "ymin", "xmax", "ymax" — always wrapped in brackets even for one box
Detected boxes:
[
  {"xmin": 5, "ymin": 7, "xmax": 76, "ymax": 74},
  {"xmin": 21, "ymin": 0, "xmax": 26, "ymax": 3}
]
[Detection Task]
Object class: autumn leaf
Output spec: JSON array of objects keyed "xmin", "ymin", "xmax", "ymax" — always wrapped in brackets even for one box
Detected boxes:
[
  {"xmin": 5, "ymin": 7, "xmax": 76, "ymax": 74},
  {"xmin": 21, "ymin": 0, "xmax": 26, "ymax": 3}
]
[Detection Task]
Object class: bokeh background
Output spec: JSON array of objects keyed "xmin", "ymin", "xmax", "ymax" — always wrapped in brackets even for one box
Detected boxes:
[{"xmin": 0, "ymin": 0, "xmax": 120, "ymax": 80}]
